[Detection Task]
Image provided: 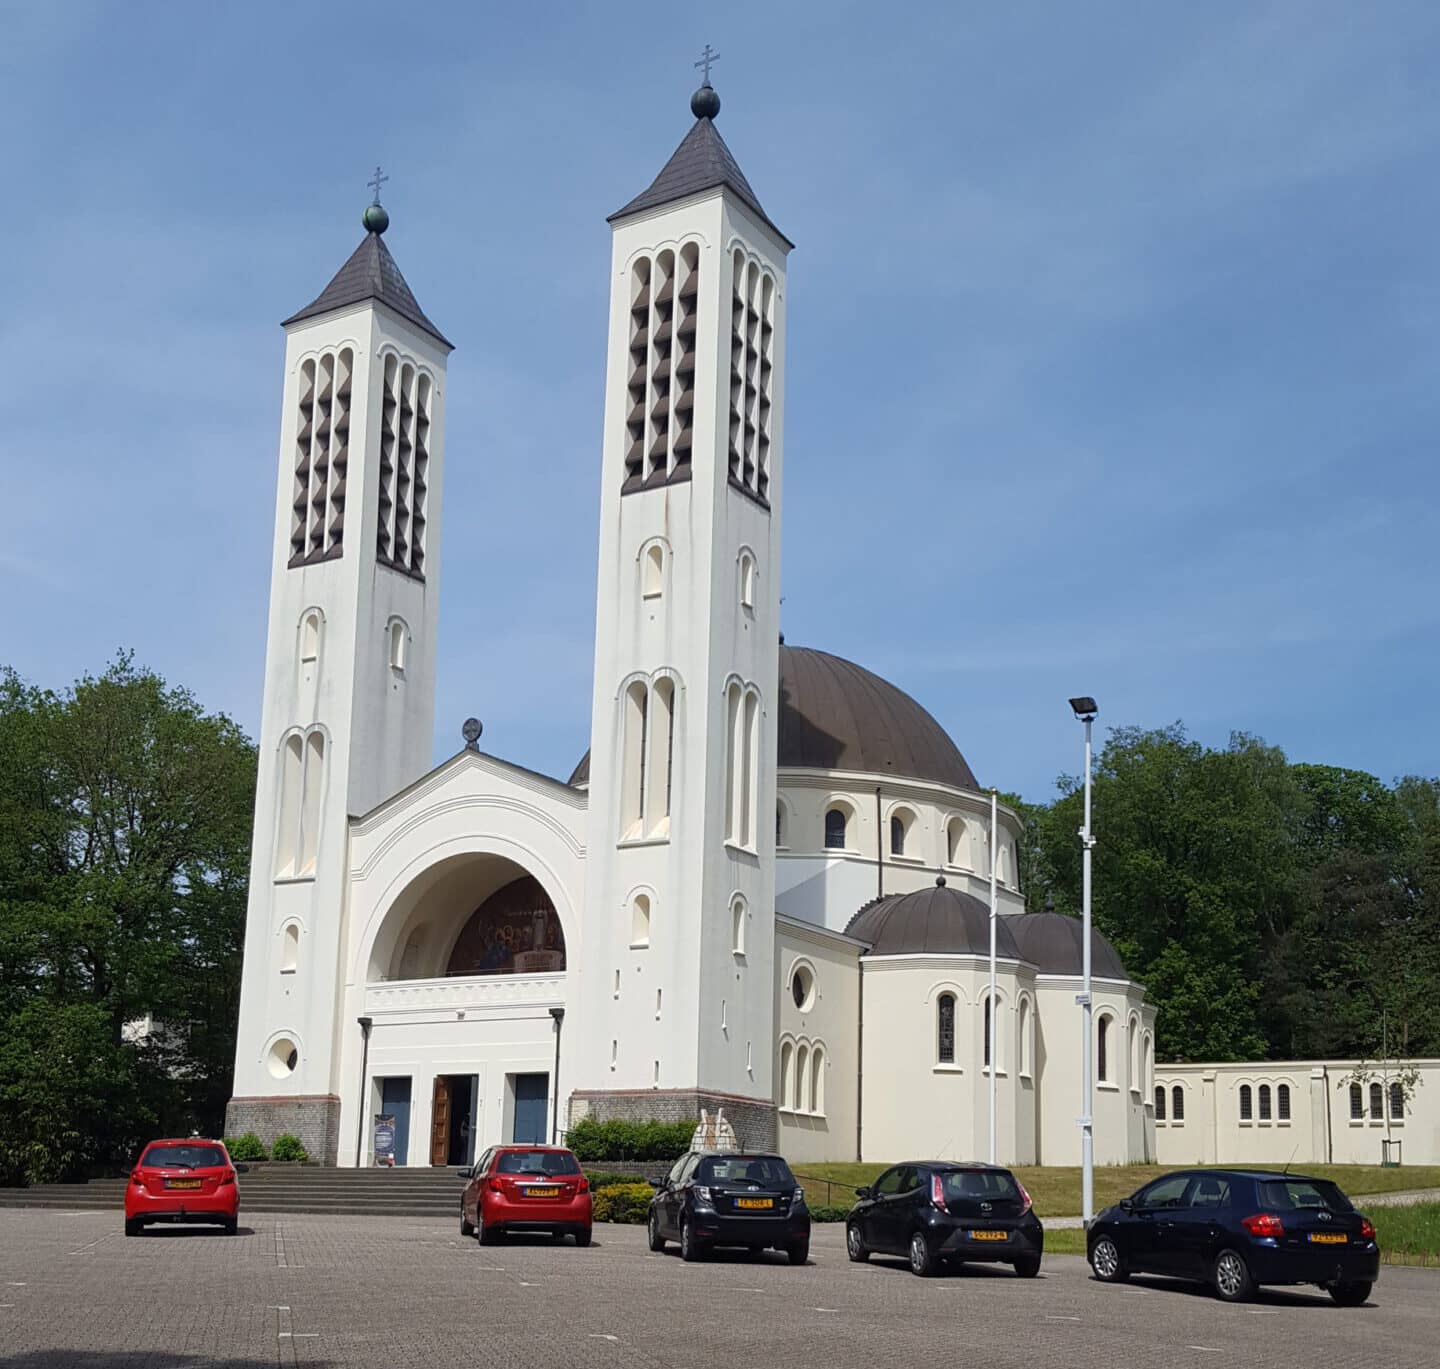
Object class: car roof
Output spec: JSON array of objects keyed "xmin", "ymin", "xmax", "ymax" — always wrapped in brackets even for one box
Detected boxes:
[
  {"xmin": 144, "ymin": 1138, "xmax": 226, "ymax": 1146},
  {"xmin": 493, "ymin": 1143, "xmax": 572, "ymax": 1151},
  {"xmin": 692, "ymin": 1151, "xmax": 785, "ymax": 1160},
  {"xmin": 899, "ymin": 1160, "xmax": 1012, "ymax": 1172}
]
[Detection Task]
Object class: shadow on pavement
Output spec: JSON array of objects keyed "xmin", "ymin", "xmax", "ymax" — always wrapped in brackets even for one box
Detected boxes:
[{"xmin": 1, "ymin": 1358, "xmax": 335, "ymax": 1369}]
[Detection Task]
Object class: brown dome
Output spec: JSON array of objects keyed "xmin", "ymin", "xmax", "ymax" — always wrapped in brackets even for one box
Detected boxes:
[
  {"xmin": 568, "ymin": 644, "xmax": 977, "ymax": 791},
  {"xmin": 846, "ymin": 881, "xmax": 1021, "ymax": 957}
]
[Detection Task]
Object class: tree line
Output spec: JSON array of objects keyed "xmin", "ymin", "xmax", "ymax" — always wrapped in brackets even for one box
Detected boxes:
[{"xmin": 1010, "ymin": 724, "xmax": 1440, "ymax": 1064}]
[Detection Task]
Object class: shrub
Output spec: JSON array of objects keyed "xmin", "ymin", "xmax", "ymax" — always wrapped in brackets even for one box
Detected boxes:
[
  {"xmin": 591, "ymin": 1183, "xmax": 654, "ymax": 1224},
  {"xmin": 808, "ymin": 1204, "xmax": 851, "ymax": 1224},
  {"xmin": 567, "ymin": 1117, "xmax": 694, "ymax": 1162},
  {"xmin": 225, "ymin": 1132, "xmax": 267, "ymax": 1162},
  {"xmin": 270, "ymin": 1134, "xmax": 309, "ymax": 1163},
  {"xmin": 584, "ymin": 1169, "xmax": 657, "ymax": 1191}
]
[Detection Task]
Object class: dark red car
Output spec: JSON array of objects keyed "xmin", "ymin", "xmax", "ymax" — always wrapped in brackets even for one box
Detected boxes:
[
  {"xmin": 459, "ymin": 1145, "xmax": 592, "ymax": 1246},
  {"xmin": 124, "ymin": 1138, "xmax": 240, "ymax": 1236}
]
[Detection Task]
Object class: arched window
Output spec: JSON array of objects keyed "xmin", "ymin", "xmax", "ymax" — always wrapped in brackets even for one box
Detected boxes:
[
  {"xmin": 810, "ymin": 1046, "xmax": 826, "ymax": 1117},
  {"xmin": 1154, "ymin": 1085, "xmax": 1167, "ymax": 1120},
  {"xmin": 946, "ymin": 817, "xmax": 970, "ymax": 868},
  {"xmin": 776, "ymin": 803, "xmax": 787, "ymax": 849},
  {"xmin": 280, "ymin": 923, "xmax": 299, "ymax": 974},
  {"xmin": 1369, "ymin": 1082, "xmax": 1383, "ymax": 1119},
  {"xmin": 937, "ymin": 993, "xmax": 956, "ymax": 1065},
  {"xmin": 890, "ymin": 815, "xmax": 905, "ymax": 856},
  {"xmin": 1172, "ymin": 1084, "xmax": 1185, "ymax": 1121},
  {"xmin": 1144, "ymin": 1033, "xmax": 1155, "ymax": 1096},
  {"xmin": 299, "ymin": 609, "xmax": 322, "ymax": 665},
  {"xmin": 643, "ymin": 542, "xmax": 664, "ymax": 599},
  {"xmin": 1096, "ymin": 1015, "xmax": 1110, "ymax": 1083},
  {"xmin": 1349, "ymin": 1083, "xmax": 1363, "ymax": 1120},
  {"xmin": 1018, "ymin": 997, "xmax": 1032, "ymax": 1078},
  {"xmin": 1129, "ymin": 1016, "xmax": 1140, "ymax": 1092},
  {"xmin": 1389, "ymin": 1081, "xmax": 1404, "ymax": 1120},
  {"xmin": 1258, "ymin": 1084, "xmax": 1272, "ymax": 1121},
  {"xmin": 1239, "ymin": 1084, "xmax": 1253, "ymax": 1120},
  {"xmin": 778, "ymin": 1040, "xmax": 794, "ymax": 1110},
  {"xmin": 824, "ymin": 807, "xmax": 848, "ymax": 850},
  {"xmin": 794, "ymin": 1043, "xmax": 810, "ymax": 1112},
  {"xmin": 1277, "ymin": 1083, "xmax": 1291, "ymax": 1121},
  {"xmin": 388, "ymin": 619, "xmax": 407, "ymax": 672},
  {"xmin": 629, "ymin": 892, "xmax": 651, "ymax": 948},
  {"xmin": 645, "ymin": 676, "xmax": 675, "ymax": 837},
  {"xmin": 620, "ymin": 680, "xmax": 648, "ymax": 839},
  {"xmin": 738, "ymin": 549, "xmax": 756, "ymax": 610},
  {"xmin": 731, "ymin": 896, "xmax": 746, "ymax": 956}
]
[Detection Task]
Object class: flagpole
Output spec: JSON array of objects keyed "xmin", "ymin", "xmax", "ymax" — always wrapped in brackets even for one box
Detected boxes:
[{"xmin": 989, "ymin": 788, "xmax": 998, "ymax": 1165}]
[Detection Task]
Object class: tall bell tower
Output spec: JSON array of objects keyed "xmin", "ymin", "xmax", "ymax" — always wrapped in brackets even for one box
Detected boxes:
[
  {"xmin": 227, "ymin": 191, "xmax": 452, "ymax": 1161},
  {"xmin": 571, "ymin": 77, "xmax": 792, "ymax": 1146}
]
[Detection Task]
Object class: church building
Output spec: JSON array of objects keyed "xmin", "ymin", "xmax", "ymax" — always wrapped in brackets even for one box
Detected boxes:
[{"xmin": 226, "ymin": 78, "xmax": 1157, "ymax": 1168}]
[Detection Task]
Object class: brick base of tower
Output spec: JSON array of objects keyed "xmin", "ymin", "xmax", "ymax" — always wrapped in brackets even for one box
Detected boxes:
[
  {"xmin": 567, "ymin": 1088, "xmax": 777, "ymax": 1152},
  {"xmin": 224, "ymin": 1095, "xmax": 342, "ymax": 1164}
]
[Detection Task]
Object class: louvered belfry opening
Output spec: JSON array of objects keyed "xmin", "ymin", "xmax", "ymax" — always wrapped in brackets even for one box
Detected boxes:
[
  {"xmin": 289, "ymin": 347, "xmax": 353, "ymax": 567},
  {"xmin": 621, "ymin": 245, "xmax": 699, "ymax": 496},
  {"xmin": 728, "ymin": 249, "xmax": 772, "ymax": 506},
  {"xmin": 376, "ymin": 354, "xmax": 430, "ymax": 580}
]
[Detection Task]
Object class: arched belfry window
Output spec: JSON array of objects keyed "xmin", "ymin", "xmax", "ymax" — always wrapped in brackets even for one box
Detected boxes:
[
  {"xmin": 937, "ymin": 993, "xmax": 956, "ymax": 1065},
  {"xmin": 290, "ymin": 349, "xmax": 353, "ymax": 567},
  {"xmin": 376, "ymin": 354, "xmax": 431, "ymax": 579}
]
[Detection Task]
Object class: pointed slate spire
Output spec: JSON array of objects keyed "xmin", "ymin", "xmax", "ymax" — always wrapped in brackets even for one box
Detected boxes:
[
  {"xmin": 283, "ymin": 201, "xmax": 452, "ymax": 349},
  {"xmin": 609, "ymin": 82, "xmax": 791, "ymax": 246}
]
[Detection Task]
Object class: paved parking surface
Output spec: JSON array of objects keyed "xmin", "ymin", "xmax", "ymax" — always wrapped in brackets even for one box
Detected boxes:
[{"xmin": 0, "ymin": 1208, "xmax": 1433, "ymax": 1368}]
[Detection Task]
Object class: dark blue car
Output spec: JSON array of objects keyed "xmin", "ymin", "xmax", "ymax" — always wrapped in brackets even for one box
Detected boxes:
[{"xmin": 1087, "ymin": 1169, "xmax": 1379, "ymax": 1305}]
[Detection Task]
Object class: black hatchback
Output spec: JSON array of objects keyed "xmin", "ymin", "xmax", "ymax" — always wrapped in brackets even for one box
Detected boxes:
[
  {"xmin": 647, "ymin": 1151, "xmax": 810, "ymax": 1264},
  {"xmin": 1087, "ymin": 1169, "xmax": 1380, "ymax": 1304},
  {"xmin": 846, "ymin": 1162, "xmax": 1044, "ymax": 1277}
]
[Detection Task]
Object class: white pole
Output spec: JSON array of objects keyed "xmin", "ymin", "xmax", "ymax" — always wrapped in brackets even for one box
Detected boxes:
[
  {"xmin": 988, "ymin": 787, "xmax": 998, "ymax": 1166},
  {"xmin": 1080, "ymin": 717, "xmax": 1095, "ymax": 1226}
]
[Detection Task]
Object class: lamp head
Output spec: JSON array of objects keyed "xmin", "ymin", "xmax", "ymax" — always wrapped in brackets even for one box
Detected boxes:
[
  {"xmin": 1069, "ymin": 696, "xmax": 1098, "ymax": 722},
  {"xmin": 548, "ymin": 1006, "xmax": 566, "ymax": 1023}
]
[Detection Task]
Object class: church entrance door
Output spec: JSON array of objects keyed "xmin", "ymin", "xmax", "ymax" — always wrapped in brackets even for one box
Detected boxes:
[{"xmin": 429, "ymin": 1076, "xmax": 451, "ymax": 1165}]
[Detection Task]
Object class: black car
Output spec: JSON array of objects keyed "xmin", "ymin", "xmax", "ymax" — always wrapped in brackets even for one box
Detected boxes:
[
  {"xmin": 647, "ymin": 1151, "xmax": 810, "ymax": 1264},
  {"xmin": 846, "ymin": 1162, "xmax": 1044, "ymax": 1277},
  {"xmin": 1087, "ymin": 1169, "xmax": 1380, "ymax": 1305}
]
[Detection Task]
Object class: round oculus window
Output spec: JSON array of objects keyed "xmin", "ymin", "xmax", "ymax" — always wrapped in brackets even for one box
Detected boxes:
[
  {"xmin": 791, "ymin": 964, "xmax": 815, "ymax": 1012},
  {"xmin": 267, "ymin": 1037, "xmax": 299, "ymax": 1079}
]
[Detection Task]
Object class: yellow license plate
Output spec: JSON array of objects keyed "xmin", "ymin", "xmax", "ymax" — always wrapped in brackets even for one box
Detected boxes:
[
  {"xmin": 522, "ymin": 1186, "xmax": 559, "ymax": 1197},
  {"xmin": 969, "ymin": 1230, "xmax": 1008, "ymax": 1241},
  {"xmin": 736, "ymin": 1197, "xmax": 774, "ymax": 1210},
  {"xmin": 1308, "ymin": 1232, "xmax": 1346, "ymax": 1245},
  {"xmin": 166, "ymin": 1179, "xmax": 202, "ymax": 1190}
]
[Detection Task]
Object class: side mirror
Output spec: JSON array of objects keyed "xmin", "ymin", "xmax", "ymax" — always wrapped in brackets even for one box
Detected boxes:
[
  {"xmin": 854, "ymin": 1186, "xmax": 872, "ymax": 1201},
  {"xmin": 457, "ymin": 1166, "xmax": 473, "ymax": 1180},
  {"xmin": 1119, "ymin": 1198, "xmax": 1134, "ymax": 1213}
]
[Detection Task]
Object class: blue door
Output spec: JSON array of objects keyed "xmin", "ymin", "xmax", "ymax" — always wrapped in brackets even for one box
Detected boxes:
[
  {"xmin": 512, "ymin": 1074, "xmax": 549, "ymax": 1144},
  {"xmin": 380, "ymin": 1077, "xmax": 412, "ymax": 1165}
]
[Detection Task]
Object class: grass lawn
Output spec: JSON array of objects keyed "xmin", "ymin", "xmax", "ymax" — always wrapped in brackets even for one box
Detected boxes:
[{"xmin": 793, "ymin": 1162, "xmax": 1440, "ymax": 1218}]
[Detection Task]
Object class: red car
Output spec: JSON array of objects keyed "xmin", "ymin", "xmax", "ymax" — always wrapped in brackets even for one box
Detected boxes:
[
  {"xmin": 459, "ymin": 1145, "xmax": 592, "ymax": 1246},
  {"xmin": 124, "ymin": 1138, "xmax": 240, "ymax": 1236}
]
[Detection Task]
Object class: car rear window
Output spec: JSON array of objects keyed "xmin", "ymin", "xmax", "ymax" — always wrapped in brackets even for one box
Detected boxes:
[
  {"xmin": 140, "ymin": 1144, "xmax": 226, "ymax": 1169},
  {"xmin": 941, "ymin": 1169, "xmax": 1021, "ymax": 1202},
  {"xmin": 495, "ymin": 1150, "xmax": 579, "ymax": 1176},
  {"xmin": 1256, "ymin": 1178, "xmax": 1352, "ymax": 1213},
  {"xmin": 697, "ymin": 1155, "xmax": 795, "ymax": 1187}
]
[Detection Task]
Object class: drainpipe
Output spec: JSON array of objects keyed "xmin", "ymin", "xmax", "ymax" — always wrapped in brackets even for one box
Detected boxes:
[
  {"xmin": 549, "ymin": 1006, "xmax": 566, "ymax": 1144},
  {"xmin": 856, "ymin": 960, "xmax": 865, "ymax": 1162},
  {"xmin": 875, "ymin": 786, "xmax": 884, "ymax": 898},
  {"xmin": 354, "ymin": 1016, "xmax": 373, "ymax": 1168}
]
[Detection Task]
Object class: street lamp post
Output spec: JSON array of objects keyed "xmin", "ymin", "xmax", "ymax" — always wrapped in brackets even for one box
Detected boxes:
[
  {"xmin": 1068, "ymin": 696, "xmax": 1098, "ymax": 1227},
  {"xmin": 548, "ymin": 1007, "xmax": 566, "ymax": 1144}
]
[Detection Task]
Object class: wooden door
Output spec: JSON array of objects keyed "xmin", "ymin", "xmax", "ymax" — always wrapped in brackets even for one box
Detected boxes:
[{"xmin": 430, "ymin": 1076, "xmax": 451, "ymax": 1166}]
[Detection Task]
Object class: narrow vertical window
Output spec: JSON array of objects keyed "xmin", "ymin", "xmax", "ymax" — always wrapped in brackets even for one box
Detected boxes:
[
  {"xmin": 779, "ymin": 1041, "xmax": 794, "ymax": 1109},
  {"xmin": 1258, "ymin": 1084, "xmax": 1272, "ymax": 1121},
  {"xmin": 1018, "ymin": 998, "xmax": 1032, "ymax": 1077},
  {"xmin": 738, "ymin": 550, "xmax": 756, "ymax": 610},
  {"xmin": 811, "ymin": 1047, "xmax": 825, "ymax": 1116},
  {"xmin": 275, "ymin": 734, "xmax": 303, "ymax": 877},
  {"xmin": 937, "ymin": 994, "xmax": 956, "ymax": 1065},
  {"xmin": 1369, "ymin": 1082, "xmax": 1383, "ymax": 1119},
  {"xmin": 645, "ymin": 677, "xmax": 674, "ymax": 837},
  {"xmin": 1154, "ymin": 1085, "xmax": 1166, "ymax": 1121},
  {"xmin": 741, "ymin": 689, "xmax": 760, "ymax": 849},
  {"xmin": 890, "ymin": 813, "xmax": 907, "ymax": 856},
  {"xmin": 1349, "ymin": 1083, "xmax": 1363, "ymax": 1120},
  {"xmin": 724, "ymin": 683, "xmax": 742, "ymax": 843},
  {"xmin": 620, "ymin": 681, "xmax": 648, "ymax": 840},
  {"xmin": 280, "ymin": 923, "xmax": 299, "ymax": 974},
  {"xmin": 1277, "ymin": 1083, "xmax": 1291, "ymax": 1121},
  {"xmin": 389, "ymin": 619, "xmax": 407, "ymax": 672},
  {"xmin": 776, "ymin": 803, "xmax": 787, "ymax": 849},
  {"xmin": 622, "ymin": 257, "xmax": 651, "ymax": 491},
  {"xmin": 613, "ymin": 968, "xmax": 621, "ymax": 997},
  {"xmin": 610, "ymin": 1040, "xmax": 618, "ymax": 1069},
  {"xmin": 1389, "ymin": 1082, "xmax": 1404, "ymax": 1119},
  {"xmin": 795, "ymin": 1043, "xmax": 809, "ymax": 1112},
  {"xmin": 1239, "ymin": 1084, "xmax": 1253, "ymax": 1120},
  {"xmin": 947, "ymin": 818, "xmax": 968, "ymax": 867},
  {"xmin": 299, "ymin": 730, "xmax": 325, "ymax": 873},
  {"xmin": 655, "ymin": 988, "xmax": 662, "ymax": 1019},
  {"xmin": 1172, "ymin": 1085, "xmax": 1185, "ymax": 1121},
  {"xmin": 731, "ymin": 897, "xmax": 746, "ymax": 956},
  {"xmin": 1097, "ymin": 1015, "xmax": 1109, "ymax": 1083},
  {"xmin": 825, "ymin": 807, "xmax": 847, "ymax": 849},
  {"xmin": 672, "ymin": 243, "xmax": 698, "ymax": 481},
  {"xmin": 1129, "ymin": 1018, "xmax": 1140, "ymax": 1091},
  {"xmin": 629, "ymin": 893, "xmax": 651, "ymax": 949},
  {"xmin": 642, "ymin": 543, "xmax": 664, "ymax": 599},
  {"xmin": 300, "ymin": 610, "xmax": 321, "ymax": 665}
]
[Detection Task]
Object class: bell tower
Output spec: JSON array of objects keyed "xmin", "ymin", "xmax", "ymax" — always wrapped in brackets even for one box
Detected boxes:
[
  {"xmin": 571, "ymin": 77, "xmax": 792, "ymax": 1146},
  {"xmin": 227, "ymin": 190, "xmax": 452, "ymax": 1161}
]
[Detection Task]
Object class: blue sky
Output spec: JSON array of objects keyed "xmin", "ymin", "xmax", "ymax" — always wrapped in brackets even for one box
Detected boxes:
[{"xmin": 3, "ymin": 2, "xmax": 1438, "ymax": 802}]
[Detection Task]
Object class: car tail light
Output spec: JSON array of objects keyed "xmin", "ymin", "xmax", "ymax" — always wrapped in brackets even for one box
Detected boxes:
[
  {"xmin": 793, "ymin": 1187, "xmax": 805, "ymax": 1205},
  {"xmin": 577, "ymin": 1177, "xmax": 590, "ymax": 1194},
  {"xmin": 1241, "ymin": 1213, "xmax": 1285, "ymax": 1239},
  {"xmin": 130, "ymin": 1171, "xmax": 145, "ymax": 1187},
  {"xmin": 931, "ymin": 1174, "xmax": 946, "ymax": 1208},
  {"xmin": 694, "ymin": 1185, "xmax": 713, "ymax": 1204},
  {"xmin": 218, "ymin": 1169, "xmax": 236, "ymax": 1187},
  {"xmin": 487, "ymin": 1177, "xmax": 503, "ymax": 1194},
  {"xmin": 1016, "ymin": 1180, "xmax": 1033, "ymax": 1217},
  {"xmin": 1360, "ymin": 1217, "xmax": 1376, "ymax": 1241}
]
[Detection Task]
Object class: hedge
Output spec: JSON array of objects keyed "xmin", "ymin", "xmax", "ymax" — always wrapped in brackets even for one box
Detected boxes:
[
  {"xmin": 808, "ymin": 1204, "xmax": 851, "ymax": 1223},
  {"xmin": 566, "ymin": 1117, "xmax": 694, "ymax": 1162},
  {"xmin": 591, "ymin": 1183, "xmax": 654, "ymax": 1224},
  {"xmin": 584, "ymin": 1169, "xmax": 657, "ymax": 1191}
]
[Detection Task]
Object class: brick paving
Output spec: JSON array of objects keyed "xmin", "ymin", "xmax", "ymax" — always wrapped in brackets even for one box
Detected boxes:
[{"xmin": 0, "ymin": 1208, "xmax": 1435, "ymax": 1367}]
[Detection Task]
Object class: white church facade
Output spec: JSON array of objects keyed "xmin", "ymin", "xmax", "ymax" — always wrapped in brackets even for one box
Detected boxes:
[{"xmin": 226, "ymin": 79, "xmax": 1158, "ymax": 1169}]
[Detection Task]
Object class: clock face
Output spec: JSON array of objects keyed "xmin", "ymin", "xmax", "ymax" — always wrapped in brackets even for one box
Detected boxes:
[{"xmin": 462, "ymin": 717, "xmax": 483, "ymax": 745}]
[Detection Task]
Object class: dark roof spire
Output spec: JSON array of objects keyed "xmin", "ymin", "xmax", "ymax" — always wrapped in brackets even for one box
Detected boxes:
[
  {"xmin": 609, "ymin": 73, "xmax": 791, "ymax": 246},
  {"xmin": 282, "ymin": 185, "xmax": 451, "ymax": 348}
]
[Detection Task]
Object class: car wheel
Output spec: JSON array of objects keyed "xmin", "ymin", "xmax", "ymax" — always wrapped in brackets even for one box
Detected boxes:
[
  {"xmin": 460, "ymin": 1208, "xmax": 475, "ymax": 1238},
  {"xmin": 574, "ymin": 1228, "xmax": 593, "ymax": 1248},
  {"xmin": 846, "ymin": 1223, "xmax": 870, "ymax": 1263},
  {"xmin": 477, "ymin": 1218, "xmax": 497, "ymax": 1246},
  {"xmin": 908, "ymin": 1231, "xmax": 936, "ymax": 1277},
  {"xmin": 647, "ymin": 1209, "xmax": 666, "ymax": 1252},
  {"xmin": 1212, "ymin": 1248, "xmax": 1254, "ymax": 1303},
  {"xmin": 1089, "ymin": 1235, "xmax": 1127, "ymax": 1283},
  {"xmin": 1327, "ymin": 1280, "xmax": 1371, "ymax": 1307},
  {"xmin": 222, "ymin": 1219, "xmax": 238, "ymax": 1236},
  {"xmin": 124, "ymin": 1219, "xmax": 143, "ymax": 1238},
  {"xmin": 680, "ymin": 1217, "xmax": 705, "ymax": 1263},
  {"xmin": 1013, "ymin": 1254, "xmax": 1041, "ymax": 1278},
  {"xmin": 787, "ymin": 1241, "xmax": 810, "ymax": 1266}
]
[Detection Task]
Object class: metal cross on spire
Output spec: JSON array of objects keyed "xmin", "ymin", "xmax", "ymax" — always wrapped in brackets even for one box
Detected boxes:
[
  {"xmin": 367, "ymin": 165, "xmax": 389, "ymax": 205},
  {"xmin": 693, "ymin": 44, "xmax": 720, "ymax": 85}
]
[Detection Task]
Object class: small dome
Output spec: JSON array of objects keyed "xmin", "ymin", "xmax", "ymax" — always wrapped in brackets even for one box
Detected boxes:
[
  {"xmin": 1002, "ymin": 912, "xmax": 1129, "ymax": 980},
  {"xmin": 846, "ymin": 884, "xmax": 1021, "ymax": 958}
]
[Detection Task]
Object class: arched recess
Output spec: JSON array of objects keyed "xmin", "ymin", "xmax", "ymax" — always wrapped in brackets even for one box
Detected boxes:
[
  {"xmin": 887, "ymin": 803, "xmax": 918, "ymax": 858},
  {"xmin": 945, "ymin": 815, "xmax": 973, "ymax": 869},
  {"xmin": 1128, "ymin": 1012, "xmax": 1141, "ymax": 1092},
  {"xmin": 777, "ymin": 1037, "xmax": 795, "ymax": 1112},
  {"xmin": 1017, "ymin": 994, "xmax": 1034, "ymax": 1078}
]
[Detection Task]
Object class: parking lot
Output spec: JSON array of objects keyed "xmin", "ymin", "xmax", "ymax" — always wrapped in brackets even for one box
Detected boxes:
[{"xmin": 0, "ymin": 1208, "xmax": 1434, "ymax": 1368}]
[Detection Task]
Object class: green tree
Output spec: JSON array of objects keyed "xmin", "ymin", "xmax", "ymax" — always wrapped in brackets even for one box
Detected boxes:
[{"xmin": 0, "ymin": 655, "xmax": 255, "ymax": 1183}]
